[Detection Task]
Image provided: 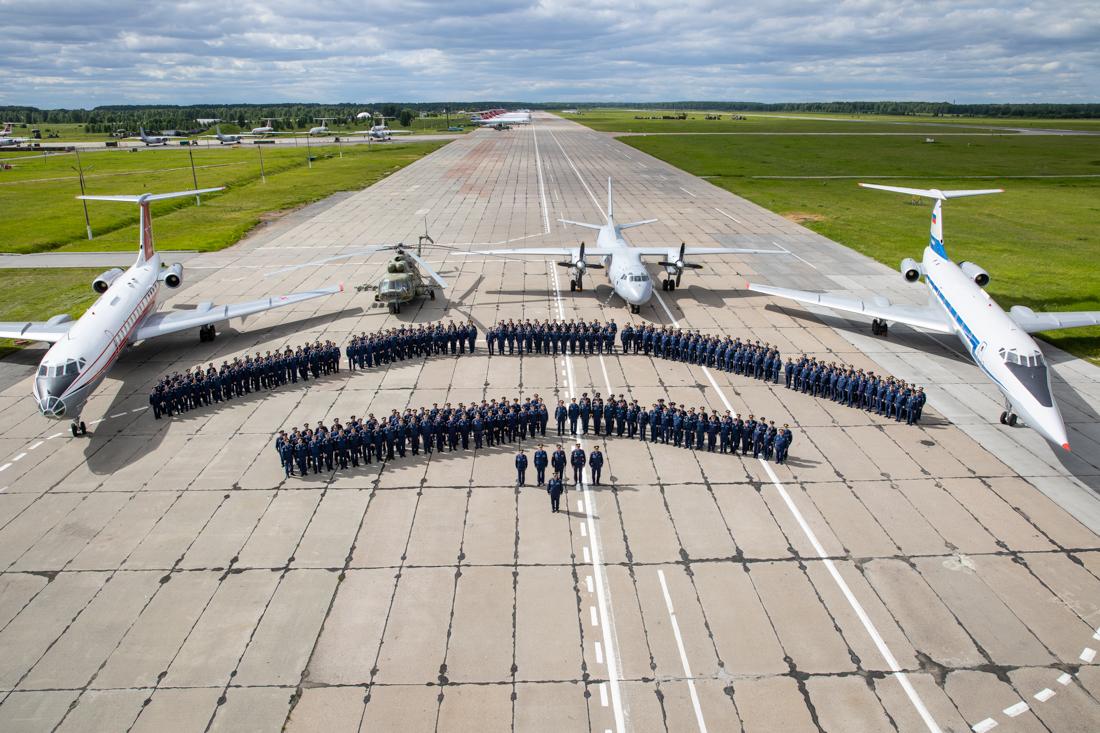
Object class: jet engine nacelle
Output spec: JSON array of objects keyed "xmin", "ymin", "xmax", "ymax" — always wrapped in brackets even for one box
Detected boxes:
[
  {"xmin": 161, "ymin": 262, "xmax": 184, "ymax": 288},
  {"xmin": 899, "ymin": 257, "xmax": 922, "ymax": 282},
  {"xmin": 92, "ymin": 268, "xmax": 124, "ymax": 294},
  {"xmin": 959, "ymin": 261, "xmax": 990, "ymax": 287}
]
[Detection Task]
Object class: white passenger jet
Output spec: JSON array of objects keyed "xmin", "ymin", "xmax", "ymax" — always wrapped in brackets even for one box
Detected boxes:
[
  {"xmin": 0, "ymin": 188, "xmax": 342, "ymax": 436},
  {"xmin": 352, "ymin": 116, "xmax": 412, "ymax": 141},
  {"xmin": 466, "ymin": 178, "xmax": 783, "ymax": 313},
  {"xmin": 748, "ymin": 183, "xmax": 1100, "ymax": 450}
]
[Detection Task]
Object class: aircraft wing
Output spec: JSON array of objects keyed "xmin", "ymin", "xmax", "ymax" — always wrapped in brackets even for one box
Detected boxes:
[
  {"xmin": 132, "ymin": 285, "xmax": 342, "ymax": 341},
  {"xmin": 748, "ymin": 282, "xmax": 955, "ymax": 334},
  {"xmin": 0, "ymin": 320, "xmax": 74, "ymax": 343},
  {"xmin": 1009, "ymin": 306, "xmax": 1100, "ymax": 333},
  {"xmin": 464, "ymin": 248, "xmax": 616, "ymax": 257},
  {"xmin": 634, "ymin": 246, "xmax": 786, "ymax": 257}
]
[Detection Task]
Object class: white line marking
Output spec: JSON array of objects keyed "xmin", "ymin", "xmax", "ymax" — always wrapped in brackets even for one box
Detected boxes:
[
  {"xmin": 109, "ymin": 412, "xmax": 126, "ymax": 419},
  {"xmin": 531, "ymin": 124, "xmax": 552, "ymax": 235},
  {"xmin": 47, "ymin": 432, "xmax": 64, "ymax": 439},
  {"xmin": 12, "ymin": 452, "xmax": 26, "ymax": 462},
  {"xmin": 599, "ymin": 681, "xmax": 609, "ymax": 707},
  {"xmin": 132, "ymin": 406, "xmax": 148, "ymax": 412},
  {"xmin": 28, "ymin": 441, "xmax": 43, "ymax": 450},
  {"xmin": 597, "ymin": 353, "xmax": 614, "ymax": 394},
  {"xmin": 577, "ymin": 499, "xmax": 584, "ymax": 512},
  {"xmin": 88, "ymin": 418, "xmax": 104, "ymax": 425},
  {"xmin": 714, "ymin": 207, "xmax": 743, "ymax": 224},
  {"xmin": 1080, "ymin": 647, "xmax": 1096, "ymax": 663},
  {"xmin": 583, "ymin": 546, "xmax": 591, "ymax": 564},
  {"xmin": 1093, "ymin": 627, "xmax": 1100, "ymax": 640},
  {"xmin": 581, "ymin": 523, "xmax": 587, "ymax": 537},
  {"xmin": 679, "ymin": 186, "xmax": 697, "ymax": 198},
  {"xmin": 590, "ymin": 606, "xmax": 599, "ymax": 627},
  {"xmin": 595, "ymin": 640, "xmax": 604, "ymax": 665},
  {"xmin": 1003, "ymin": 702, "xmax": 1028, "ymax": 717},
  {"xmin": 1057, "ymin": 672, "xmax": 1073, "ymax": 686},
  {"xmin": 971, "ymin": 719, "xmax": 997, "ymax": 733},
  {"xmin": 0, "ymin": 463, "xmax": 10, "ymax": 473},
  {"xmin": 657, "ymin": 569, "xmax": 708, "ymax": 733},
  {"xmin": 1034, "ymin": 688, "xmax": 1055, "ymax": 702},
  {"xmin": 772, "ymin": 241, "xmax": 819, "ymax": 270},
  {"xmin": 651, "ymin": 286, "xmax": 942, "ymax": 733}
]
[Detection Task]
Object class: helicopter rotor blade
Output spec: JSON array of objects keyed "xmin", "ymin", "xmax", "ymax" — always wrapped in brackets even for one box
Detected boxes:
[
  {"xmin": 405, "ymin": 250, "xmax": 449, "ymax": 289},
  {"xmin": 262, "ymin": 245, "xmax": 395, "ymax": 278}
]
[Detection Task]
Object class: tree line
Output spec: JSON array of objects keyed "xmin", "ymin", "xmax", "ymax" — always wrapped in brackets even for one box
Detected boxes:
[{"xmin": 1, "ymin": 101, "xmax": 1096, "ymax": 131}]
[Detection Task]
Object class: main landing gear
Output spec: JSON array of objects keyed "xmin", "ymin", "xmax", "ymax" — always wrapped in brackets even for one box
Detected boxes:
[
  {"xmin": 661, "ymin": 279, "xmax": 677, "ymax": 292},
  {"xmin": 70, "ymin": 420, "xmax": 87, "ymax": 437},
  {"xmin": 999, "ymin": 411, "xmax": 1019, "ymax": 427},
  {"xmin": 569, "ymin": 279, "xmax": 584, "ymax": 292},
  {"xmin": 199, "ymin": 324, "xmax": 217, "ymax": 342},
  {"xmin": 871, "ymin": 318, "xmax": 889, "ymax": 337},
  {"xmin": 388, "ymin": 302, "xmax": 402, "ymax": 314}
]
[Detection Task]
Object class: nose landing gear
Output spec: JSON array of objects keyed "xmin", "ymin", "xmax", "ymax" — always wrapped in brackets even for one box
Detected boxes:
[
  {"xmin": 199, "ymin": 324, "xmax": 217, "ymax": 342},
  {"xmin": 871, "ymin": 319, "xmax": 889, "ymax": 336},
  {"xmin": 70, "ymin": 420, "xmax": 87, "ymax": 437},
  {"xmin": 630, "ymin": 304, "xmax": 641, "ymax": 314}
]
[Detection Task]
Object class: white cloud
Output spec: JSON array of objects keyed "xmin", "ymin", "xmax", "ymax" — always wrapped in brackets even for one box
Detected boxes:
[{"xmin": 0, "ymin": 0, "xmax": 1097, "ymax": 106}]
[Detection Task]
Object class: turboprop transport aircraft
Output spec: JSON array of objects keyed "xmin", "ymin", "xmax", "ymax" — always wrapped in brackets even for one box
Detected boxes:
[
  {"xmin": 0, "ymin": 188, "xmax": 342, "ymax": 436},
  {"xmin": 467, "ymin": 178, "xmax": 784, "ymax": 313},
  {"xmin": 749, "ymin": 183, "xmax": 1100, "ymax": 450}
]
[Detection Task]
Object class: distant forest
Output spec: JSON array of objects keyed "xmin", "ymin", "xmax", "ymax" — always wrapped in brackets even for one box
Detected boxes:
[{"xmin": 1, "ymin": 101, "xmax": 1097, "ymax": 132}]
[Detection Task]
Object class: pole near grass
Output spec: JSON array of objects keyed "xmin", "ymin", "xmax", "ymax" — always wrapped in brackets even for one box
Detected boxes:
[
  {"xmin": 257, "ymin": 143, "xmax": 266, "ymax": 183},
  {"xmin": 306, "ymin": 134, "xmax": 313, "ymax": 169},
  {"xmin": 187, "ymin": 144, "xmax": 200, "ymax": 206},
  {"xmin": 72, "ymin": 148, "xmax": 92, "ymax": 240}
]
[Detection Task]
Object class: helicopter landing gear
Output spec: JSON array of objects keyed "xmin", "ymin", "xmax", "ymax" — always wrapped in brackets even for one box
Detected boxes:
[
  {"xmin": 199, "ymin": 324, "xmax": 216, "ymax": 342},
  {"xmin": 71, "ymin": 420, "xmax": 86, "ymax": 437},
  {"xmin": 871, "ymin": 319, "xmax": 889, "ymax": 337}
]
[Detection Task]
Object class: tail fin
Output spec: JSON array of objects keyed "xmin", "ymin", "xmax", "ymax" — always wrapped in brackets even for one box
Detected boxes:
[
  {"xmin": 607, "ymin": 177, "xmax": 614, "ymax": 220},
  {"xmin": 79, "ymin": 188, "xmax": 224, "ymax": 263},
  {"xmin": 859, "ymin": 183, "xmax": 1003, "ymax": 258}
]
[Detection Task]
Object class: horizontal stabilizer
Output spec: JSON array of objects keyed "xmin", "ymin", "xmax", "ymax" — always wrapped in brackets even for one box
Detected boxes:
[
  {"xmin": 79, "ymin": 187, "xmax": 225, "ymax": 203},
  {"xmin": 558, "ymin": 218, "xmax": 602, "ymax": 231},
  {"xmin": 858, "ymin": 183, "xmax": 1004, "ymax": 200},
  {"xmin": 618, "ymin": 218, "xmax": 658, "ymax": 230}
]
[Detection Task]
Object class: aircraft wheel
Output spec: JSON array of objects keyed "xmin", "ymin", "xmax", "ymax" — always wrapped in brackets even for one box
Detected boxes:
[
  {"xmin": 1008, "ymin": 413, "xmax": 1018, "ymax": 427},
  {"xmin": 79, "ymin": 421, "xmax": 87, "ymax": 435},
  {"xmin": 999, "ymin": 411, "xmax": 1008, "ymax": 425},
  {"xmin": 661, "ymin": 280, "xmax": 668, "ymax": 291},
  {"xmin": 569, "ymin": 280, "xmax": 576, "ymax": 292},
  {"xmin": 429, "ymin": 290, "xmax": 436, "ymax": 300},
  {"xmin": 670, "ymin": 280, "xmax": 677, "ymax": 291},
  {"xmin": 71, "ymin": 424, "xmax": 78, "ymax": 437},
  {"xmin": 388, "ymin": 302, "xmax": 396, "ymax": 314}
]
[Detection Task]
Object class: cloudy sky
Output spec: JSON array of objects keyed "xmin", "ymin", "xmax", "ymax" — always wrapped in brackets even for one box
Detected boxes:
[{"xmin": 2, "ymin": 0, "xmax": 1098, "ymax": 107}]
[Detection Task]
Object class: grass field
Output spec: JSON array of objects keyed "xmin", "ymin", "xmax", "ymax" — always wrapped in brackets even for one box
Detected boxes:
[
  {"xmin": 566, "ymin": 108, "xmax": 1100, "ymax": 135},
  {"xmin": 0, "ymin": 267, "xmax": 104, "ymax": 354},
  {"xmin": 0, "ymin": 140, "xmax": 446, "ymax": 254},
  {"xmin": 570, "ymin": 114, "xmax": 1100, "ymax": 363}
]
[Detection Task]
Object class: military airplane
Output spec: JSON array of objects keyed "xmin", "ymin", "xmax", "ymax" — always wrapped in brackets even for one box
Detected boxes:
[
  {"xmin": 352, "ymin": 115, "xmax": 413, "ymax": 141},
  {"xmin": 0, "ymin": 188, "xmax": 342, "ymax": 436},
  {"xmin": 202, "ymin": 124, "xmax": 248, "ymax": 144},
  {"xmin": 0, "ymin": 122, "xmax": 32, "ymax": 147},
  {"xmin": 465, "ymin": 178, "xmax": 784, "ymax": 313},
  {"xmin": 307, "ymin": 118, "xmax": 337, "ymax": 135},
  {"xmin": 748, "ymin": 183, "xmax": 1100, "ymax": 450},
  {"xmin": 130, "ymin": 127, "xmax": 185, "ymax": 146}
]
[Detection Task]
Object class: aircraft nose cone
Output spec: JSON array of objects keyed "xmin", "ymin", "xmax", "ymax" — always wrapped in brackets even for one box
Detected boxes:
[{"xmin": 38, "ymin": 395, "xmax": 66, "ymax": 418}]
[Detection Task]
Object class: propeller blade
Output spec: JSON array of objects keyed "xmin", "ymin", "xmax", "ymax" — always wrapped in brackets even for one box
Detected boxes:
[
  {"xmin": 684, "ymin": 263, "xmax": 704, "ymax": 269},
  {"xmin": 586, "ymin": 263, "xmax": 605, "ymax": 269},
  {"xmin": 679, "ymin": 242, "xmax": 686, "ymax": 261},
  {"xmin": 578, "ymin": 241, "xmax": 586, "ymax": 262},
  {"xmin": 676, "ymin": 271, "xmax": 683, "ymax": 287},
  {"xmin": 405, "ymin": 250, "xmax": 448, "ymax": 289}
]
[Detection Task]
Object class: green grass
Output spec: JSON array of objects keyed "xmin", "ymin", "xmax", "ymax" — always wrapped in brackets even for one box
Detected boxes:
[
  {"xmin": 0, "ymin": 140, "xmax": 446, "ymax": 254},
  {"xmin": 610, "ymin": 131, "xmax": 1100, "ymax": 363},
  {"xmin": 0, "ymin": 267, "xmax": 104, "ymax": 352}
]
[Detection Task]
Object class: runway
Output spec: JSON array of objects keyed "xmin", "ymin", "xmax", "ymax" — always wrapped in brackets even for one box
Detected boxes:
[{"xmin": 0, "ymin": 113, "xmax": 1098, "ymax": 732}]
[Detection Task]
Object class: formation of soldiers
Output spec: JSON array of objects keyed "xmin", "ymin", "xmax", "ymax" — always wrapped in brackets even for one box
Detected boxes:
[
  {"xmin": 485, "ymin": 318, "xmax": 782, "ymax": 380},
  {"xmin": 553, "ymin": 393, "xmax": 794, "ymax": 463},
  {"xmin": 274, "ymin": 387, "xmax": 795, "ymax": 480},
  {"xmin": 783, "ymin": 356, "xmax": 927, "ymax": 424},
  {"xmin": 345, "ymin": 321, "xmax": 478, "ymax": 369},
  {"xmin": 149, "ymin": 341, "xmax": 341, "ymax": 419}
]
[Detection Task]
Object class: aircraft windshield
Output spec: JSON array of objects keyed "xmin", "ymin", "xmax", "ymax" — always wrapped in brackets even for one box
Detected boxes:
[
  {"xmin": 35, "ymin": 358, "xmax": 86, "ymax": 399},
  {"xmin": 629, "ymin": 274, "xmax": 650, "ymax": 282},
  {"xmin": 998, "ymin": 348, "xmax": 1052, "ymax": 407},
  {"xmin": 380, "ymin": 280, "xmax": 410, "ymax": 295}
]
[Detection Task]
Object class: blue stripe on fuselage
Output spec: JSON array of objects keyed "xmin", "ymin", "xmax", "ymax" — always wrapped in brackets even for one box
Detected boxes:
[{"xmin": 927, "ymin": 274, "xmax": 1008, "ymax": 392}]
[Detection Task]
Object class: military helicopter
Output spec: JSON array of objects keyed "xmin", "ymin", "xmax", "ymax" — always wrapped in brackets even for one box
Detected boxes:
[{"xmin": 265, "ymin": 229, "xmax": 449, "ymax": 313}]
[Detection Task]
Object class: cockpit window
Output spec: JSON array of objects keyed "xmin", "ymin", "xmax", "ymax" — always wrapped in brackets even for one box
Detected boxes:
[
  {"xmin": 998, "ymin": 347, "xmax": 1045, "ymax": 368},
  {"xmin": 630, "ymin": 274, "xmax": 650, "ymax": 282}
]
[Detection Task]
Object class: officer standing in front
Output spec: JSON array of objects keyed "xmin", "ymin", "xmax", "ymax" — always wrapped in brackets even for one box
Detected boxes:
[
  {"xmin": 547, "ymin": 474, "xmax": 564, "ymax": 513},
  {"xmin": 551, "ymin": 444, "xmax": 567, "ymax": 479},
  {"xmin": 515, "ymin": 449, "xmax": 529, "ymax": 487}
]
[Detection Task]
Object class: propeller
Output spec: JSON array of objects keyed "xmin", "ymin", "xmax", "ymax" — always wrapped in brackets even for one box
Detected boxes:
[{"xmin": 657, "ymin": 242, "xmax": 700, "ymax": 286}]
